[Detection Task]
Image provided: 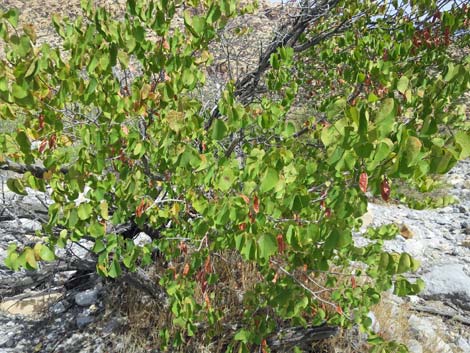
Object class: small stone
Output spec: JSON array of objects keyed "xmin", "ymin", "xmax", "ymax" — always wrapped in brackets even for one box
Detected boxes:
[
  {"xmin": 75, "ymin": 289, "xmax": 98, "ymax": 307},
  {"xmin": 461, "ymin": 238, "xmax": 470, "ymax": 249},
  {"xmin": 133, "ymin": 232, "xmax": 152, "ymax": 246},
  {"xmin": 461, "ymin": 222, "xmax": 469, "ymax": 229},
  {"xmin": 400, "ymin": 224, "xmax": 414, "ymax": 239},
  {"xmin": 76, "ymin": 314, "xmax": 94, "ymax": 328},
  {"xmin": 51, "ymin": 301, "xmax": 66, "ymax": 314},
  {"xmin": 102, "ymin": 318, "xmax": 122, "ymax": 335}
]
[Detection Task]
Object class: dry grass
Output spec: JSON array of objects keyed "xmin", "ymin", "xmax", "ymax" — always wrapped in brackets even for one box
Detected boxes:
[
  {"xmin": 100, "ymin": 251, "xmax": 264, "ymax": 353},
  {"xmin": 98, "ymin": 251, "xmax": 389, "ymax": 353},
  {"xmin": 371, "ymin": 294, "xmax": 458, "ymax": 353}
]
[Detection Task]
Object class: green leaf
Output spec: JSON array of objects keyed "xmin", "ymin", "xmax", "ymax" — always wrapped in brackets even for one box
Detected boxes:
[
  {"xmin": 404, "ymin": 136, "xmax": 422, "ymax": 166},
  {"xmin": 212, "ymin": 119, "xmax": 227, "ymax": 140},
  {"xmin": 325, "ymin": 229, "xmax": 352, "ymax": 250},
  {"xmin": 206, "ymin": 4, "xmax": 221, "ymax": 24},
  {"xmin": 89, "ymin": 221, "xmax": 105, "ymax": 237},
  {"xmin": 108, "ymin": 258, "xmax": 122, "ymax": 278},
  {"xmin": 133, "ymin": 142, "xmax": 144, "ymax": 156},
  {"xmin": 376, "ymin": 98, "xmax": 395, "ymax": 137},
  {"xmin": 12, "ymin": 84, "xmax": 28, "ymax": 99},
  {"xmin": 166, "ymin": 110, "xmax": 185, "ymax": 133},
  {"xmin": 77, "ymin": 203, "xmax": 93, "ymax": 220},
  {"xmin": 39, "ymin": 245, "xmax": 55, "ymax": 261},
  {"xmin": 444, "ymin": 63, "xmax": 459, "ymax": 82},
  {"xmin": 7, "ymin": 178, "xmax": 27, "ymax": 195},
  {"xmin": 397, "ymin": 253, "xmax": 411, "ymax": 274},
  {"xmin": 24, "ymin": 247, "xmax": 37, "ymax": 269},
  {"xmin": 234, "ymin": 329, "xmax": 252, "ymax": 343},
  {"xmin": 258, "ymin": 233, "xmax": 277, "ymax": 259},
  {"xmin": 217, "ymin": 167, "xmax": 235, "ymax": 192},
  {"xmin": 100, "ymin": 201, "xmax": 109, "ymax": 220},
  {"xmin": 15, "ymin": 130, "xmax": 30, "ymax": 153},
  {"xmin": 93, "ymin": 239, "xmax": 106, "ymax": 253},
  {"xmin": 260, "ymin": 168, "xmax": 279, "ymax": 193},
  {"xmin": 396, "ymin": 76, "xmax": 409, "ymax": 94},
  {"xmin": 4, "ymin": 8, "xmax": 19, "ymax": 27},
  {"xmin": 455, "ymin": 131, "xmax": 470, "ymax": 159}
]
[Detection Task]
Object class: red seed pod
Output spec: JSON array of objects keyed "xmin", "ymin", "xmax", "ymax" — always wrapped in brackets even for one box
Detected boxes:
[
  {"xmin": 381, "ymin": 178, "xmax": 391, "ymax": 202},
  {"xmin": 359, "ymin": 172, "xmax": 368, "ymax": 193},
  {"xmin": 253, "ymin": 195, "xmax": 260, "ymax": 214},
  {"xmin": 38, "ymin": 139, "xmax": 48, "ymax": 154},
  {"xmin": 324, "ymin": 208, "xmax": 332, "ymax": 218},
  {"xmin": 276, "ymin": 234, "xmax": 286, "ymax": 254},
  {"xmin": 38, "ymin": 114, "xmax": 45, "ymax": 130}
]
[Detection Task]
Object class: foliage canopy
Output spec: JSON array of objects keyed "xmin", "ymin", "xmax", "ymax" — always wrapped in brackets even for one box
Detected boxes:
[{"xmin": 1, "ymin": 0, "xmax": 469, "ymax": 351}]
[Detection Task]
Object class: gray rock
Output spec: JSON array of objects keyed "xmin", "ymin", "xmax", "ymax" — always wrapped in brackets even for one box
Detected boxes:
[
  {"xmin": 51, "ymin": 301, "xmax": 66, "ymax": 314},
  {"xmin": 133, "ymin": 232, "xmax": 152, "ymax": 246},
  {"xmin": 408, "ymin": 314, "xmax": 436, "ymax": 339},
  {"xmin": 75, "ymin": 289, "xmax": 99, "ymax": 307},
  {"xmin": 421, "ymin": 264, "xmax": 470, "ymax": 310},
  {"xmin": 76, "ymin": 314, "xmax": 94, "ymax": 328},
  {"xmin": 406, "ymin": 339, "xmax": 423, "ymax": 353},
  {"xmin": 457, "ymin": 337, "xmax": 470, "ymax": 353}
]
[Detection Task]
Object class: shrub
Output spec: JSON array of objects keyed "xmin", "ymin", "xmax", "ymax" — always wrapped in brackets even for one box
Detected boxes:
[{"xmin": 1, "ymin": 0, "xmax": 469, "ymax": 351}]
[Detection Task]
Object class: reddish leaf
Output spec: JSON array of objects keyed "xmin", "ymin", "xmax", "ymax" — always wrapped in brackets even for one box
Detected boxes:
[
  {"xmin": 351, "ymin": 276, "xmax": 357, "ymax": 289},
  {"xmin": 253, "ymin": 195, "xmax": 260, "ymax": 214},
  {"xmin": 121, "ymin": 125, "xmax": 129, "ymax": 135},
  {"xmin": 276, "ymin": 234, "xmax": 286, "ymax": 254},
  {"xmin": 178, "ymin": 241, "xmax": 188, "ymax": 255},
  {"xmin": 38, "ymin": 139, "xmax": 48, "ymax": 154},
  {"xmin": 359, "ymin": 172, "xmax": 368, "ymax": 193},
  {"xmin": 182, "ymin": 263, "xmax": 190, "ymax": 277},
  {"xmin": 261, "ymin": 339, "xmax": 268, "ymax": 353},
  {"xmin": 162, "ymin": 39, "xmax": 170, "ymax": 50},
  {"xmin": 380, "ymin": 178, "xmax": 391, "ymax": 202},
  {"xmin": 48, "ymin": 134, "xmax": 56, "ymax": 149},
  {"xmin": 249, "ymin": 211, "xmax": 255, "ymax": 223},
  {"xmin": 335, "ymin": 305, "xmax": 343, "ymax": 315},
  {"xmin": 272, "ymin": 272, "xmax": 279, "ymax": 283},
  {"xmin": 324, "ymin": 208, "xmax": 331, "ymax": 218},
  {"xmin": 38, "ymin": 114, "xmax": 45, "ymax": 130},
  {"xmin": 204, "ymin": 256, "xmax": 211, "ymax": 274},
  {"xmin": 135, "ymin": 199, "xmax": 148, "ymax": 218},
  {"xmin": 240, "ymin": 194, "xmax": 250, "ymax": 204},
  {"xmin": 238, "ymin": 222, "xmax": 247, "ymax": 231},
  {"xmin": 196, "ymin": 269, "xmax": 208, "ymax": 293},
  {"xmin": 382, "ymin": 49, "xmax": 388, "ymax": 61},
  {"xmin": 204, "ymin": 292, "xmax": 211, "ymax": 308}
]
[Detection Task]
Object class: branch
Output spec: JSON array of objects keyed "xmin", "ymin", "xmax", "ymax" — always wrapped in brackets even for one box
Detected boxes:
[
  {"xmin": 412, "ymin": 304, "xmax": 470, "ymax": 326},
  {"xmin": 267, "ymin": 323, "xmax": 339, "ymax": 351},
  {"xmin": 204, "ymin": 0, "xmax": 342, "ymax": 131},
  {"xmin": 0, "ymin": 159, "xmax": 68, "ymax": 178}
]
